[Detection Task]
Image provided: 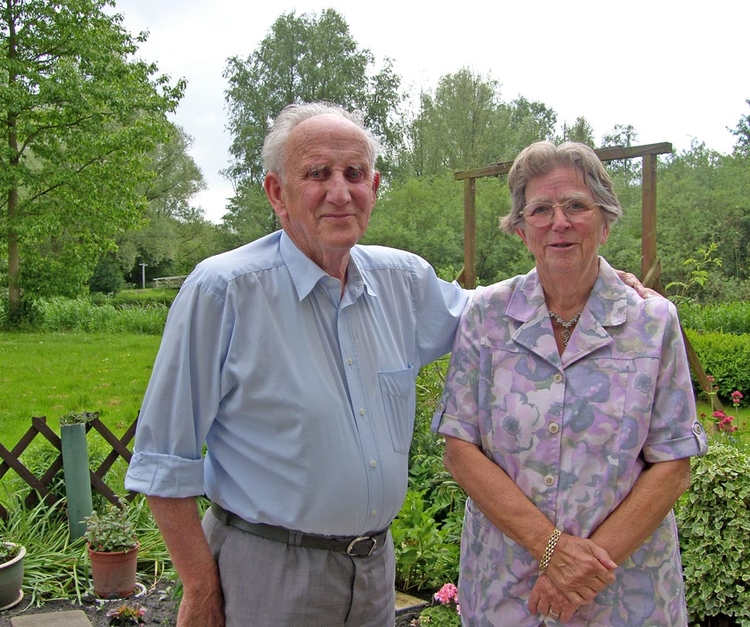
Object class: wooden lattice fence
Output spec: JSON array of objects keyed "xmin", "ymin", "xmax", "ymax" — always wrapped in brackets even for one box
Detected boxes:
[{"xmin": 0, "ymin": 415, "xmax": 138, "ymax": 520}]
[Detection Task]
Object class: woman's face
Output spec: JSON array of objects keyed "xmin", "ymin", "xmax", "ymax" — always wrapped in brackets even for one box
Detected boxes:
[{"xmin": 516, "ymin": 166, "xmax": 609, "ymax": 277}]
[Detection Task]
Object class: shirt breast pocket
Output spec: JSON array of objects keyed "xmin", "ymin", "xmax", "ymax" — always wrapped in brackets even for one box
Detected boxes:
[{"xmin": 379, "ymin": 364, "xmax": 417, "ymax": 454}]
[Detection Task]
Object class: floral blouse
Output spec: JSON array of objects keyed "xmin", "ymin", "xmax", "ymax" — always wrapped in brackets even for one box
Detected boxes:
[{"xmin": 433, "ymin": 258, "xmax": 708, "ymax": 626}]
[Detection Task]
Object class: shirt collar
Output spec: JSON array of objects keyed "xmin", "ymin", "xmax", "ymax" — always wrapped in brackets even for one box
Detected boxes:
[
  {"xmin": 279, "ymin": 231, "xmax": 376, "ymax": 302},
  {"xmin": 506, "ymin": 256, "xmax": 628, "ymax": 327}
]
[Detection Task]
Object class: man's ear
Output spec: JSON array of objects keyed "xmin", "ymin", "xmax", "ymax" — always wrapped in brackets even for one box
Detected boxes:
[
  {"xmin": 264, "ymin": 172, "xmax": 286, "ymax": 220},
  {"xmin": 372, "ymin": 171, "xmax": 381, "ymax": 197}
]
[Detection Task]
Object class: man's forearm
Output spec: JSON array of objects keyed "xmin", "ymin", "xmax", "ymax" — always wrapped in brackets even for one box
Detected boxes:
[{"xmin": 147, "ymin": 496, "xmax": 220, "ymax": 594}]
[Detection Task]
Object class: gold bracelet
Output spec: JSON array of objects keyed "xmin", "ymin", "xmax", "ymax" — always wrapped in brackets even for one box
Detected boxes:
[{"xmin": 539, "ymin": 528, "xmax": 562, "ymax": 573}]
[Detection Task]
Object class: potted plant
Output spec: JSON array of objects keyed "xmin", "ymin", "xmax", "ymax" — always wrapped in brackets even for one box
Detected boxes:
[
  {"xmin": 84, "ymin": 501, "xmax": 139, "ymax": 598},
  {"xmin": 0, "ymin": 540, "xmax": 26, "ymax": 610}
]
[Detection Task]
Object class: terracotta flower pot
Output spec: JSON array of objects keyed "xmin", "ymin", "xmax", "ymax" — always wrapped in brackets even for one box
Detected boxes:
[
  {"xmin": 88, "ymin": 541, "xmax": 139, "ymax": 598},
  {"xmin": 0, "ymin": 543, "xmax": 25, "ymax": 610}
]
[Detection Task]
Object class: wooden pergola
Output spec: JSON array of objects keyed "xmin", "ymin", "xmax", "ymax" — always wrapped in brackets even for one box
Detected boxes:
[{"xmin": 454, "ymin": 142, "xmax": 719, "ymax": 409}]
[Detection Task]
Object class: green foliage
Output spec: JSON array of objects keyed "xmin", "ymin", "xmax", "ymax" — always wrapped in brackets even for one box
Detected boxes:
[
  {"xmin": 84, "ymin": 501, "xmax": 138, "ymax": 553},
  {"xmin": 30, "ymin": 297, "xmax": 168, "ymax": 334},
  {"xmin": 676, "ymin": 444, "xmax": 750, "ymax": 626},
  {"xmin": 416, "ymin": 603, "xmax": 462, "ymax": 627},
  {"xmin": 685, "ymin": 329, "xmax": 750, "ymax": 403},
  {"xmin": 679, "ymin": 301, "xmax": 750, "ymax": 335},
  {"xmin": 223, "ymin": 8, "xmax": 401, "ymax": 189},
  {"xmin": 0, "ymin": 492, "xmax": 173, "ymax": 605},
  {"xmin": 401, "ymin": 69, "xmax": 556, "ymax": 178},
  {"xmin": 89, "ymin": 257, "xmax": 125, "ymax": 295},
  {"xmin": 0, "ymin": 541, "xmax": 21, "ymax": 564},
  {"xmin": 106, "ymin": 602, "xmax": 147, "ymax": 625},
  {"xmin": 109, "ymin": 289, "xmax": 178, "ymax": 308},
  {"xmin": 666, "ymin": 242, "xmax": 723, "ymax": 306},
  {"xmin": 392, "ymin": 488, "xmax": 461, "ymax": 592},
  {"xmin": 0, "ymin": 0, "xmax": 185, "ymax": 321}
]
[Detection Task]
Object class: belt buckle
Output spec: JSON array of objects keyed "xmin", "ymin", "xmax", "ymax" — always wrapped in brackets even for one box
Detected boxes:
[{"xmin": 346, "ymin": 535, "xmax": 376, "ymax": 557}]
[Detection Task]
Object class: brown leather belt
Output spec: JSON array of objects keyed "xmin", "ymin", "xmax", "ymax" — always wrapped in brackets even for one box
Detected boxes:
[{"xmin": 210, "ymin": 503, "xmax": 388, "ymax": 557}]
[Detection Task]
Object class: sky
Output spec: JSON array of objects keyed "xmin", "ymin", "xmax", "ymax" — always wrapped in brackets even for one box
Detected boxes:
[{"xmin": 113, "ymin": 0, "xmax": 750, "ymax": 223}]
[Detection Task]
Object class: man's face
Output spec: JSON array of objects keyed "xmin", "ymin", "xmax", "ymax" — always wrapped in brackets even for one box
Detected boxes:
[{"xmin": 264, "ymin": 114, "xmax": 380, "ymax": 275}]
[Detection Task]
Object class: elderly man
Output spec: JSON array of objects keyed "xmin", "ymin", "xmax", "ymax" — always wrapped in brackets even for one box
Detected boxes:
[{"xmin": 125, "ymin": 102, "xmax": 469, "ymax": 626}]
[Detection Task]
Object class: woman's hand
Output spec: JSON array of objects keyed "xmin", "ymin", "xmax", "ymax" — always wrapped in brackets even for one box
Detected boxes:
[
  {"xmin": 528, "ymin": 535, "xmax": 616, "ymax": 622},
  {"xmin": 528, "ymin": 574, "xmax": 580, "ymax": 623},
  {"xmin": 542, "ymin": 533, "xmax": 617, "ymax": 604}
]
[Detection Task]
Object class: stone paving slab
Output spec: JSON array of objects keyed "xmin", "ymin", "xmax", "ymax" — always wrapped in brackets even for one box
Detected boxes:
[
  {"xmin": 395, "ymin": 590, "xmax": 428, "ymax": 614},
  {"xmin": 9, "ymin": 610, "xmax": 92, "ymax": 627}
]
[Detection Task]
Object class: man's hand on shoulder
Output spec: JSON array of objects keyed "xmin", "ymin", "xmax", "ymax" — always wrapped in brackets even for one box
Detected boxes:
[{"xmin": 615, "ymin": 270, "xmax": 662, "ymax": 300}]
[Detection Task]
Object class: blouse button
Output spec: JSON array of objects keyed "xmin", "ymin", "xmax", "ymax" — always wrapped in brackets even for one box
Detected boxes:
[
  {"xmin": 544, "ymin": 474, "xmax": 556, "ymax": 486},
  {"xmin": 548, "ymin": 423, "xmax": 560, "ymax": 435},
  {"xmin": 553, "ymin": 373, "xmax": 563, "ymax": 383}
]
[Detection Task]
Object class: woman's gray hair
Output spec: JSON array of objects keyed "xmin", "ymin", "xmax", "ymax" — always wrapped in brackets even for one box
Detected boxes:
[
  {"xmin": 261, "ymin": 102, "xmax": 382, "ymax": 179},
  {"xmin": 499, "ymin": 141, "xmax": 622, "ymax": 234}
]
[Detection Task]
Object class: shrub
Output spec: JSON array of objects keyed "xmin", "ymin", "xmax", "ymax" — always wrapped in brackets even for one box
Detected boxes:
[
  {"xmin": 30, "ymin": 296, "xmax": 168, "ymax": 334},
  {"xmin": 679, "ymin": 301, "xmax": 750, "ymax": 335},
  {"xmin": 392, "ymin": 488, "xmax": 461, "ymax": 592},
  {"xmin": 676, "ymin": 443, "xmax": 750, "ymax": 626},
  {"xmin": 686, "ymin": 330, "xmax": 750, "ymax": 405}
]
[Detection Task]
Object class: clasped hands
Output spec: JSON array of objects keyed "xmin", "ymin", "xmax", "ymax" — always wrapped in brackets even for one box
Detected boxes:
[{"xmin": 528, "ymin": 533, "xmax": 617, "ymax": 623}]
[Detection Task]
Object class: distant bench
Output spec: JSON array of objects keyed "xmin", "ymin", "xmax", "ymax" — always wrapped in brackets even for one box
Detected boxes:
[{"xmin": 153, "ymin": 275, "xmax": 188, "ymax": 289}]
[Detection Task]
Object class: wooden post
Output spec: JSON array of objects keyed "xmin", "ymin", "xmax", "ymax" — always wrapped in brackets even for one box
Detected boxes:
[
  {"xmin": 641, "ymin": 153, "xmax": 658, "ymax": 282},
  {"xmin": 463, "ymin": 177, "xmax": 477, "ymax": 288}
]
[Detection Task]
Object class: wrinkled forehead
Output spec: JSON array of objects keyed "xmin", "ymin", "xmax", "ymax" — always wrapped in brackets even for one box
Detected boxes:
[{"xmin": 288, "ymin": 115, "xmax": 371, "ymax": 159}]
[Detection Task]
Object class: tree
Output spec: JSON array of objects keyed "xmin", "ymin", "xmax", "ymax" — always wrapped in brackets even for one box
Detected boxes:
[
  {"xmin": 400, "ymin": 70, "xmax": 558, "ymax": 178},
  {"xmin": 0, "ymin": 0, "xmax": 184, "ymax": 322},
  {"xmin": 562, "ymin": 117, "xmax": 596, "ymax": 146},
  {"xmin": 223, "ymin": 8, "xmax": 402, "ymax": 192},
  {"xmin": 730, "ymin": 99, "xmax": 750, "ymax": 157},
  {"xmin": 114, "ymin": 124, "xmax": 209, "ymax": 283}
]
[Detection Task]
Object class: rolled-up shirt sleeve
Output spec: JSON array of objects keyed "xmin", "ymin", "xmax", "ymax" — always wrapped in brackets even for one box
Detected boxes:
[{"xmin": 125, "ymin": 279, "xmax": 233, "ymax": 498}]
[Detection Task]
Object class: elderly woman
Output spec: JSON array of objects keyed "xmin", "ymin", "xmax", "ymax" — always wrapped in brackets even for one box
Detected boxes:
[{"xmin": 432, "ymin": 141, "xmax": 708, "ymax": 626}]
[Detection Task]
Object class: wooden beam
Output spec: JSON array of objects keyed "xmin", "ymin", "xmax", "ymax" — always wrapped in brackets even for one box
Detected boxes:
[{"xmin": 454, "ymin": 142, "xmax": 673, "ymax": 180}]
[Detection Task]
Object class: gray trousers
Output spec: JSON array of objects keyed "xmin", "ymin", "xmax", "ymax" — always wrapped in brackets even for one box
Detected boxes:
[{"xmin": 203, "ymin": 507, "xmax": 396, "ymax": 627}]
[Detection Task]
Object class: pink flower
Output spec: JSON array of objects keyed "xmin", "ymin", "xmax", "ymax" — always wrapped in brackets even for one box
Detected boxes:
[{"xmin": 434, "ymin": 583, "xmax": 459, "ymax": 605}]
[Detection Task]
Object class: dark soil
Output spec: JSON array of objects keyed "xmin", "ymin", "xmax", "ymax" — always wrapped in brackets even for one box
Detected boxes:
[
  {"xmin": 1, "ymin": 581, "xmax": 427, "ymax": 626},
  {"xmin": 0, "ymin": 580, "xmax": 179, "ymax": 627}
]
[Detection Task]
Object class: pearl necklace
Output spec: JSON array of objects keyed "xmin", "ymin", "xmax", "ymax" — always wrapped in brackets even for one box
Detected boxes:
[{"xmin": 549, "ymin": 310, "xmax": 581, "ymax": 346}]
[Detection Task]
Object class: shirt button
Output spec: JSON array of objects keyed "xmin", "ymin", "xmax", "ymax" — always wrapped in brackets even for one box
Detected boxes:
[
  {"xmin": 544, "ymin": 474, "xmax": 556, "ymax": 486},
  {"xmin": 371, "ymin": 510, "xmax": 378, "ymax": 517},
  {"xmin": 359, "ymin": 408, "xmax": 366, "ymax": 416},
  {"xmin": 553, "ymin": 373, "xmax": 563, "ymax": 383},
  {"xmin": 347, "ymin": 357, "xmax": 353, "ymax": 366},
  {"xmin": 692, "ymin": 422, "xmax": 704, "ymax": 435},
  {"xmin": 548, "ymin": 423, "xmax": 560, "ymax": 434},
  {"xmin": 370, "ymin": 459, "xmax": 377, "ymax": 468}
]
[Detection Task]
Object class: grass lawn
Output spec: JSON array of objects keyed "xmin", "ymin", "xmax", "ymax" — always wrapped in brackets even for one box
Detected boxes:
[{"xmin": 0, "ymin": 332, "xmax": 161, "ymax": 448}]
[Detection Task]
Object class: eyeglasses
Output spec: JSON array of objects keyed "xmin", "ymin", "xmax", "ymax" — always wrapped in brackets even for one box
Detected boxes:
[{"xmin": 522, "ymin": 198, "xmax": 599, "ymax": 227}]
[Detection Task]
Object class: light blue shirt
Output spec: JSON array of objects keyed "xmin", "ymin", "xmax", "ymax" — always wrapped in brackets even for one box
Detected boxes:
[{"xmin": 125, "ymin": 231, "xmax": 468, "ymax": 535}]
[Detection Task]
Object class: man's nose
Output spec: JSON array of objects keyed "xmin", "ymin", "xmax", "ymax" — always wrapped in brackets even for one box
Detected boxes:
[{"xmin": 327, "ymin": 172, "xmax": 352, "ymax": 205}]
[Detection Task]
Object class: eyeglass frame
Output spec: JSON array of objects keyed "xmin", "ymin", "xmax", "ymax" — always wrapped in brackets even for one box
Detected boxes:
[{"xmin": 521, "ymin": 196, "xmax": 600, "ymax": 227}]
